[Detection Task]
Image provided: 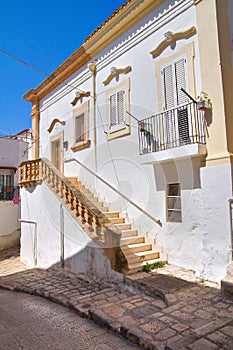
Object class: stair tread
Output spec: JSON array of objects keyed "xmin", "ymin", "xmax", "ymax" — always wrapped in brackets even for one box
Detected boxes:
[
  {"xmin": 128, "ymin": 258, "xmax": 163, "ymax": 268},
  {"xmin": 127, "ymin": 250, "xmax": 160, "ymax": 257},
  {"xmin": 123, "ymin": 242, "xmax": 150, "ymax": 248}
]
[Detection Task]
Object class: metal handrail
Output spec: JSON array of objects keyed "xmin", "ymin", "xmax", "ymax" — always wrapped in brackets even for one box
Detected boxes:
[{"xmin": 64, "ymin": 157, "xmax": 162, "ymax": 227}]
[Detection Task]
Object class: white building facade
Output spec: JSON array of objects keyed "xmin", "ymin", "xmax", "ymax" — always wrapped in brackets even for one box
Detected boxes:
[{"xmin": 21, "ymin": 0, "xmax": 233, "ymax": 282}]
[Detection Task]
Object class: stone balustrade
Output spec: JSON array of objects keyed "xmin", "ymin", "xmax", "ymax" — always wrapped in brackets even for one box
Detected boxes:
[{"xmin": 18, "ymin": 158, "xmax": 128, "ymax": 273}]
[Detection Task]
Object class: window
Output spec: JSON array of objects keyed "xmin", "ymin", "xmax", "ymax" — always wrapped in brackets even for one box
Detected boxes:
[
  {"xmin": 0, "ymin": 171, "xmax": 14, "ymax": 200},
  {"xmin": 162, "ymin": 56, "xmax": 190, "ymax": 148},
  {"xmin": 75, "ymin": 113, "xmax": 85, "ymax": 143},
  {"xmin": 71, "ymin": 101, "xmax": 90, "ymax": 152},
  {"xmin": 109, "ymin": 90, "xmax": 126, "ymax": 129},
  {"xmin": 155, "ymin": 43, "xmax": 196, "ymax": 150},
  {"xmin": 106, "ymin": 78, "xmax": 130, "ymax": 140},
  {"xmin": 167, "ymin": 183, "xmax": 182, "ymax": 222}
]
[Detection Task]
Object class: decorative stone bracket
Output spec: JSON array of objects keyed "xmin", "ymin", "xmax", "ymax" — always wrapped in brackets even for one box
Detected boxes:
[
  {"xmin": 150, "ymin": 26, "xmax": 196, "ymax": 58},
  {"xmin": 48, "ymin": 118, "xmax": 66, "ymax": 133},
  {"xmin": 71, "ymin": 91, "xmax": 91, "ymax": 106},
  {"xmin": 103, "ymin": 66, "xmax": 132, "ymax": 86}
]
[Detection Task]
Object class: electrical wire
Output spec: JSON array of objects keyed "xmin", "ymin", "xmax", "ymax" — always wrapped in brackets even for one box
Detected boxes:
[{"xmin": 0, "ymin": 48, "xmax": 89, "ymax": 96}]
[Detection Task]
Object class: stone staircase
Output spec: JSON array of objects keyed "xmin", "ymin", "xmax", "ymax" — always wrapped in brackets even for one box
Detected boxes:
[
  {"xmin": 68, "ymin": 177, "xmax": 167, "ymax": 274},
  {"xmin": 221, "ymin": 262, "xmax": 233, "ymax": 295}
]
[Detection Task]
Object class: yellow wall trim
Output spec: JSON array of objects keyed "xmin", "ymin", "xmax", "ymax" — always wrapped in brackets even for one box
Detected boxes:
[
  {"xmin": 206, "ymin": 152, "xmax": 233, "ymax": 166},
  {"xmin": 150, "ymin": 26, "xmax": 196, "ymax": 58}
]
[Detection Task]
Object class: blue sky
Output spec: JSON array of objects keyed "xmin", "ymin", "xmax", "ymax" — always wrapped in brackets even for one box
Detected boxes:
[{"xmin": 0, "ymin": 0, "xmax": 125, "ymax": 135}]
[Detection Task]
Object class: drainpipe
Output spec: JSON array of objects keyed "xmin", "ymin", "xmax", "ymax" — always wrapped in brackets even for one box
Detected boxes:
[
  {"xmin": 88, "ymin": 61, "xmax": 97, "ymax": 173},
  {"xmin": 60, "ymin": 203, "xmax": 64, "ymax": 268},
  {"xmin": 19, "ymin": 219, "xmax": 37, "ymax": 267}
]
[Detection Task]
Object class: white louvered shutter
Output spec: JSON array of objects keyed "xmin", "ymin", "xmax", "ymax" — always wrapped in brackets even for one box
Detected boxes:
[
  {"xmin": 162, "ymin": 64, "xmax": 174, "ymax": 110},
  {"xmin": 109, "ymin": 90, "xmax": 125, "ymax": 128},
  {"xmin": 174, "ymin": 58, "xmax": 188, "ymax": 105},
  {"xmin": 109, "ymin": 93, "xmax": 117, "ymax": 128},
  {"xmin": 117, "ymin": 90, "xmax": 125, "ymax": 125}
]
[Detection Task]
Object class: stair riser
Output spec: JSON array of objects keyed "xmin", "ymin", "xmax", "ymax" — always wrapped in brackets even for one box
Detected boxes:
[
  {"xmin": 127, "ymin": 252, "xmax": 160, "ymax": 264},
  {"xmin": 121, "ymin": 230, "xmax": 138, "ymax": 238},
  {"xmin": 115, "ymin": 224, "xmax": 131, "ymax": 231},
  {"xmin": 120, "ymin": 237, "xmax": 145, "ymax": 246},
  {"xmin": 109, "ymin": 218, "xmax": 125, "ymax": 224},
  {"xmin": 122, "ymin": 244, "xmax": 152, "ymax": 253},
  {"xmin": 104, "ymin": 212, "xmax": 120, "ymax": 218}
]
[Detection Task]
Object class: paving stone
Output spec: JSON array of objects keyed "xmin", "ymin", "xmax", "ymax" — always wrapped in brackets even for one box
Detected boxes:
[
  {"xmin": 206, "ymin": 330, "xmax": 233, "ymax": 348},
  {"xmin": 188, "ymin": 338, "xmax": 219, "ymax": 349},
  {"xmin": 1, "ymin": 246, "xmax": 233, "ymax": 350}
]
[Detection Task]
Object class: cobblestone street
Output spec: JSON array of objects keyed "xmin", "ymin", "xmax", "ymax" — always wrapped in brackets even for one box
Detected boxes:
[{"xmin": 0, "ymin": 246, "xmax": 233, "ymax": 350}]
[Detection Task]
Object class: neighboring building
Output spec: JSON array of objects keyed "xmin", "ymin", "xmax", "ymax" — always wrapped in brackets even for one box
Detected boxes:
[
  {"xmin": 19, "ymin": 0, "xmax": 233, "ymax": 283},
  {"xmin": 0, "ymin": 131, "xmax": 30, "ymax": 249}
]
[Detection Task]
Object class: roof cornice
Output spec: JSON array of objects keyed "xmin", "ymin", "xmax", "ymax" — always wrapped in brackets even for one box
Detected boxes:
[
  {"xmin": 83, "ymin": 0, "xmax": 164, "ymax": 56},
  {"xmin": 24, "ymin": 0, "xmax": 165, "ymax": 103}
]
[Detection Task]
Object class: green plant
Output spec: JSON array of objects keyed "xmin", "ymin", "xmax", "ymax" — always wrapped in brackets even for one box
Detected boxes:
[
  {"xmin": 143, "ymin": 261, "xmax": 165, "ymax": 272},
  {"xmin": 197, "ymin": 91, "xmax": 210, "ymax": 104},
  {"xmin": 199, "ymin": 269, "xmax": 206, "ymax": 283}
]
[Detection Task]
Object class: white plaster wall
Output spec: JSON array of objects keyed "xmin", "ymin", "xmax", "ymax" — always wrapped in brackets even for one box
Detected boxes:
[
  {"xmin": 20, "ymin": 183, "xmax": 123, "ymax": 282},
  {"xmin": 200, "ymin": 164, "xmax": 232, "ymax": 282},
  {"xmin": 0, "ymin": 202, "xmax": 21, "ymax": 249},
  {"xmin": 33, "ymin": 0, "xmax": 233, "ymax": 282}
]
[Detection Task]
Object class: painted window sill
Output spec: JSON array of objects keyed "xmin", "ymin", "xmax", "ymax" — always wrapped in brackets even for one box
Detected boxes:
[{"xmin": 71, "ymin": 139, "xmax": 91, "ymax": 152}]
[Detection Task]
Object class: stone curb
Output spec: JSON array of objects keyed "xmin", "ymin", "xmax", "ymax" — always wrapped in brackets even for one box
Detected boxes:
[{"xmin": 0, "ymin": 282, "xmax": 161, "ymax": 350}]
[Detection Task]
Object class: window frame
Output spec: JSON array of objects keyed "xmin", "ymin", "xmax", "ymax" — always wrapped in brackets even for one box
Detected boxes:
[
  {"xmin": 105, "ymin": 78, "xmax": 131, "ymax": 140},
  {"xmin": 71, "ymin": 100, "xmax": 91, "ymax": 152},
  {"xmin": 166, "ymin": 183, "xmax": 182, "ymax": 223}
]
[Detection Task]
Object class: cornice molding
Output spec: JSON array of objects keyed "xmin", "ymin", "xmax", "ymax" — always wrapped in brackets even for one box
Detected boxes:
[
  {"xmin": 103, "ymin": 66, "xmax": 132, "ymax": 86},
  {"xmin": 84, "ymin": 0, "xmax": 164, "ymax": 57},
  {"xmin": 23, "ymin": 47, "xmax": 91, "ymax": 102},
  {"xmin": 47, "ymin": 118, "xmax": 66, "ymax": 133},
  {"xmin": 71, "ymin": 91, "xmax": 91, "ymax": 106},
  {"xmin": 150, "ymin": 26, "xmax": 197, "ymax": 58}
]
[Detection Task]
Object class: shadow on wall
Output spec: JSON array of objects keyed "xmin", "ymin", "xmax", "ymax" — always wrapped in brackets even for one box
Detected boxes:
[{"xmin": 153, "ymin": 157, "xmax": 203, "ymax": 192}]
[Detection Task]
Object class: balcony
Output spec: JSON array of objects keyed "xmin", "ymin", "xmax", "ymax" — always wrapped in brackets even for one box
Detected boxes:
[{"xmin": 138, "ymin": 102, "xmax": 207, "ymax": 163}]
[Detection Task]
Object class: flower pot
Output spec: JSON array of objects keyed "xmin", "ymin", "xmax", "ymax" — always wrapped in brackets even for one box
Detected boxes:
[{"xmin": 197, "ymin": 100, "xmax": 209, "ymax": 111}]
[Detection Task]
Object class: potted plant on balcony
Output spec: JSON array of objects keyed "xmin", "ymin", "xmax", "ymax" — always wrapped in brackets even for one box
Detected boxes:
[{"xmin": 196, "ymin": 91, "xmax": 211, "ymax": 111}]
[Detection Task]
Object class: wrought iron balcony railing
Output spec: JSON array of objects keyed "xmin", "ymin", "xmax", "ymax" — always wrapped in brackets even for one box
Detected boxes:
[{"xmin": 138, "ymin": 102, "xmax": 206, "ymax": 155}]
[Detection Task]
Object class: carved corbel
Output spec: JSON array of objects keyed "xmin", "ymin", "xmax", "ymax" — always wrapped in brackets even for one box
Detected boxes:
[
  {"xmin": 47, "ymin": 118, "xmax": 65, "ymax": 133},
  {"xmin": 150, "ymin": 26, "xmax": 197, "ymax": 58},
  {"xmin": 103, "ymin": 66, "xmax": 132, "ymax": 86},
  {"xmin": 71, "ymin": 91, "xmax": 91, "ymax": 106}
]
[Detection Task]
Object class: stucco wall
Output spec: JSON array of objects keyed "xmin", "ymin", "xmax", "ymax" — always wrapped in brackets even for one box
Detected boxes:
[
  {"xmin": 20, "ymin": 183, "xmax": 123, "ymax": 283},
  {"xmin": 0, "ymin": 202, "xmax": 21, "ymax": 249},
  {"xmin": 30, "ymin": 0, "xmax": 233, "ymax": 282}
]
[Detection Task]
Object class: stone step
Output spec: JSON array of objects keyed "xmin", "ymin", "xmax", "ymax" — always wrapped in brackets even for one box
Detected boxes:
[
  {"xmin": 126, "ymin": 250, "xmax": 160, "ymax": 264},
  {"xmin": 120, "ymin": 236, "xmax": 145, "ymax": 246},
  {"xmin": 109, "ymin": 217, "xmax": 125, "ymax": 224},
  {"xmin": 114, "ymin": 223, "xmax": 131, "ymax": 231},
  {"xmin": 127, "ymin": 258, "xmax": 163, "ymax": 274},
  {"xmin": 122, "ymin": 242, "xmax": 152, "ymax": 253},
  {"xmin": 103, "ymin": 212, "xmax": 120, "ymax": 219},
  {"xmin": 221, "ymin": 262, "xmax": 233, "ymax": 295},
  {"xmin": 121, "ymin": 229, "xmax": 138, "ymax": 238}
]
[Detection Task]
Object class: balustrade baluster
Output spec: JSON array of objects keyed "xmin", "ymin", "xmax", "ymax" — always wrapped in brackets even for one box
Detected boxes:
[
  {"xmin": 55, "ymin": 175, "xmax": 59, "ymax": 193},
  {"xmin": 60, "ymin": 181, "xmax": 64, "ymax": 198},
  {"xmin": 81, "ymin": 203, "xmax": 86, "ymax": 224},
  {"xmin": 87, "ymin": 210, "xmax": 94, "ymax": 232},
  {"xmin": 94, "ymin": 216, "xmax": 102, "ymax": 238},
  {"xmin": 65, "ymin": 185, "xmax": 69, "ymax": 204},
  {"xmin": 70, "ymin": 191, "xmax": 74, "ymax": 210},
  {"xmin": 75, "ymin": 197, "xmax": 80, "ymax": 217}
]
